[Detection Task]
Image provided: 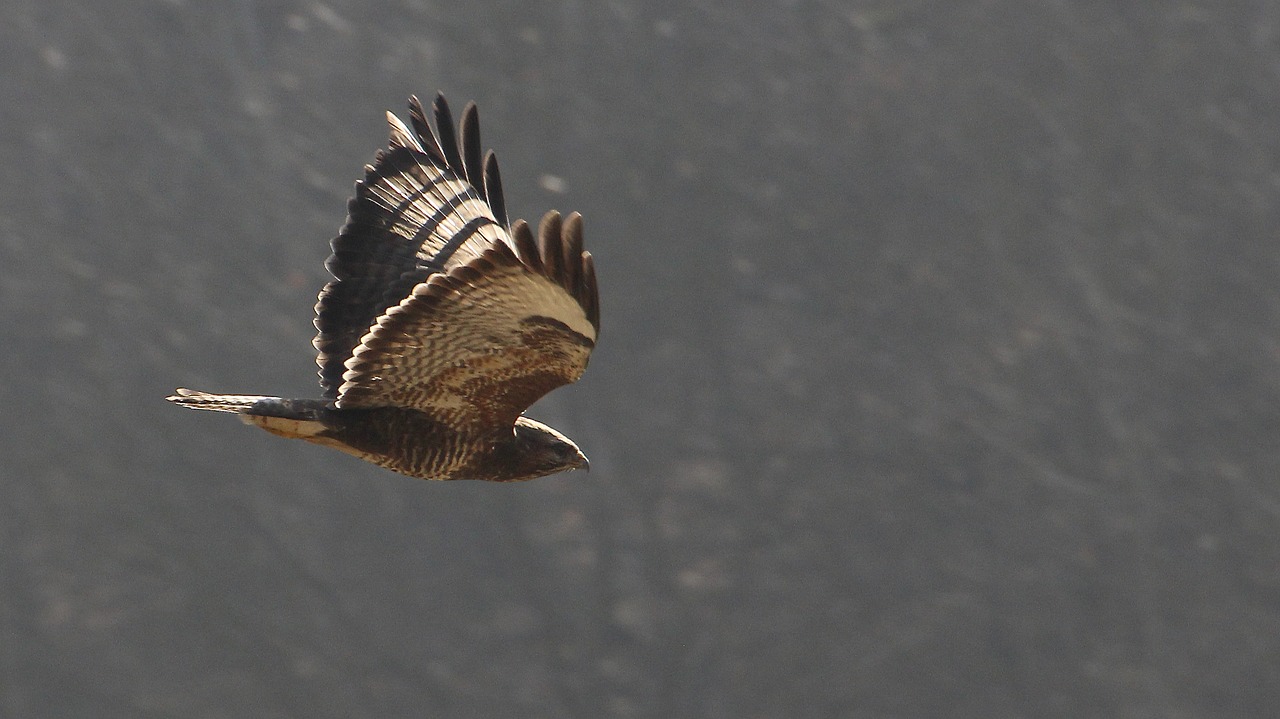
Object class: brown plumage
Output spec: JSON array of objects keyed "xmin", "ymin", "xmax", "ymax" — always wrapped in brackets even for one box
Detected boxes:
[{"xmin": 168, "ymin": 93, "xmax": 599, "ymax": 482}]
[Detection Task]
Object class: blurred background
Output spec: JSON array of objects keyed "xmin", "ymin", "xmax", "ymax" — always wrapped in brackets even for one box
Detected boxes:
[{"xmin": 4, "ymin": 1, "xmax": 1280, "ymax": 717}]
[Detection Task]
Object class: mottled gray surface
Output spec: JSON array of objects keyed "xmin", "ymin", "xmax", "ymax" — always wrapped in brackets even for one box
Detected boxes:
[{"xmin": 4, "ymin": 1, "xmax": 1280, "ymax": 717}]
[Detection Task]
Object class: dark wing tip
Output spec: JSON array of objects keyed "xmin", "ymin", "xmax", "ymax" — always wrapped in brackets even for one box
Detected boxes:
[
  {"xmin": 560, "ymin": 211, "xmax": 584, "ymax": 299},
  {"xmin": 515, "ymin": 211, "xmax": 598, "ymax": 334},
  {"xmin": 406, "ymin": 94, "xmax": 429, "ymax": 139},
  {"xmin": 511, "ymin": 219, "xmax": 542, "ymax": 273},
  {"xmin": 483, "ymin": 150, "xmax": 508, "ymax": 228},
  {"xmin": 537, "ymin": 211, "xmax": 565, "ymax": 284},
  {"xmin": 432, "ymin": 93, "xmax": 465, "ymax": 172},
  {"xmin": 459, "ymin": 101, "xmax": 484, "ymax": 190},
  {"xmin": 582, "ymin": 251, "xmax": 600, "ymax": 332},
  {"xmin": 407, "ymin": 93, "xmax": 448, "ymax": 165},
  {"xmin": 561, "ymin": 212, "xmax": 598, "ymax": 334}
]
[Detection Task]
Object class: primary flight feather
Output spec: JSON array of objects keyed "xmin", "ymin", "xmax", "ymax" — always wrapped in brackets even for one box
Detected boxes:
[{"xmin": 169, "ymin": 93, "xmax": 599, "ymax": 482}]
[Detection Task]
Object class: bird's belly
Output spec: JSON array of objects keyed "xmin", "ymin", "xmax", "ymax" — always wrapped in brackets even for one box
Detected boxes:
[{"xmin": 319, "ymin": 407, "xmax": 482, "ymax": 480}]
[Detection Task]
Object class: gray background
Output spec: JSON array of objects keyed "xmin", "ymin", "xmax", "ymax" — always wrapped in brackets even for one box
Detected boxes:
[{"xmin": 3, "ymin": 1, "xmax": 1279, "ymax": 717}]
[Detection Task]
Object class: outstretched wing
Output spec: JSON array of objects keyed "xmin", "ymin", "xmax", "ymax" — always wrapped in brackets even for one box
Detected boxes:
[
  {"xmin": 337, "ymin": 212, "xmax": 600, "ymax": 433},
  {"xmin": 314, "ymin": 93, "xmax": 513, "ymax": 398}
]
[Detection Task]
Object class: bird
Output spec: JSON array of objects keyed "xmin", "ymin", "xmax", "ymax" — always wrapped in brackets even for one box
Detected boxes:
[{"xmin": 168, "ymin": 93, "xmax": 599, "ymax": 482}]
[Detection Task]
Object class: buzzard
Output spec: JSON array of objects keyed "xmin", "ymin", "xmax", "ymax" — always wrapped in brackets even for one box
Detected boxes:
[{"xmin": 168, "ymin": 93, "xmax": 599, "ymax": 482}]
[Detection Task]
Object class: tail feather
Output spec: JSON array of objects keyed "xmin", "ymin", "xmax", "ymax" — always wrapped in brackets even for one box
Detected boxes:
[
  {"xmin": 166, "ymin": 388, "xmax": 275, "ymax": 413},
  {"xmin": 168, "ymin": 388, "xmax": 338, "ymax": 442}
]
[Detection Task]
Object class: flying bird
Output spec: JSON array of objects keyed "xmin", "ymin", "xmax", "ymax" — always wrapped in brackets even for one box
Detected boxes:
[{"xmin": 168, "ymin": 93, "xmax": 599, "ymax": 482}]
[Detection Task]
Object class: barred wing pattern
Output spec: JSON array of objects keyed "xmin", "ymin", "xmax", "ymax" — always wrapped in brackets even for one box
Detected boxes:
[
  {"xmin": 314, "ymin": 94, "xmax": 512, "ymax": 397},
  {"xmin": 337, "ymin": 212, "xmax": 600, "ymax": 432},
  {"xmin": 168, "ymin": 91, "xmax": 598, "ymax": 483}
]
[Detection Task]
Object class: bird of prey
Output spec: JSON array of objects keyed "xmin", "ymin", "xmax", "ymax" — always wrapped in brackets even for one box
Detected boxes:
[{"xmin": 168, "ymin": 93, "xmax": 599, "ymax": 482}]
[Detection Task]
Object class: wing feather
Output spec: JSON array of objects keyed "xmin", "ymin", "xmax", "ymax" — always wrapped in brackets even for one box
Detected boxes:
[
  {"xmin": 511, "ymin": 219, "xmax": 542, "ymax": 273},
  {"xmin": 483, "ymin": 151, "xmax": 508, "ymax": 228},
  {"xmin": 560, "ymin": 212, "xmax": 584, "ymax": 297},
  {"xmin": 430, "ymin": 94, "xmax": 465, "ymax": 174},
  {"xmin": 537, "ymin": 211, "xmax": 565, "ymax": 285},
  {"xmin": 314, "ymin": 93, "xmax": 511, "ymax": 397},
  {"xmin": 459, "ymin": 102, "xmax": 485, "ymax": 189},
  {"xmin": 580, "ymin": 252, "xmax": 600, "ymax": 330},
  {"xmin": 336, "ymin": 212, "xmax": 599, "ymax": 432}
]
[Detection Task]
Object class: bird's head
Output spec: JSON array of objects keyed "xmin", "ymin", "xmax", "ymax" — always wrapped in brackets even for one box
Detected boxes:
[{"xmin": 500, "ymin": 416, "xmax": 590, "ymax": 481}]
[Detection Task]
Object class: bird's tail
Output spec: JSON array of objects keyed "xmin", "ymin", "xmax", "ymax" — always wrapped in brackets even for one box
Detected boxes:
[
  {"xmin": 166, "ymin": 388, "xmax": 335, "ymax": 441},
  {"xmin": 166, "ymin": 388, "xmax": 276, "ymax": 413}
]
